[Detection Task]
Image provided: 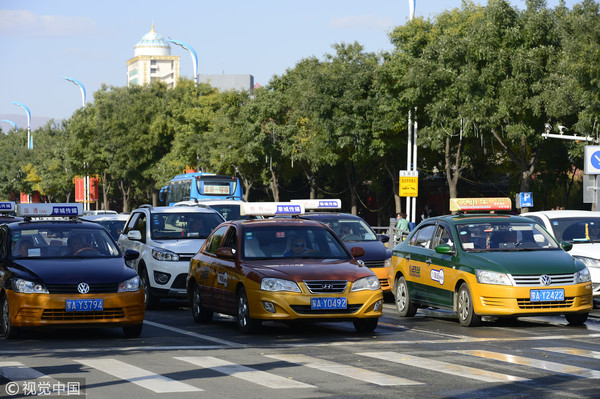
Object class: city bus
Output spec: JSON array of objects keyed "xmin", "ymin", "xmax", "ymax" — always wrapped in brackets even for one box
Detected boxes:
[{"xmin": 159, "ymin": 171, "xmax": 243, "ymax": 206}]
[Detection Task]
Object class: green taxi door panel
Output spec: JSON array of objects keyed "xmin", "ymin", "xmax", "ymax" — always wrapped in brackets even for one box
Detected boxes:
[
  {"xmin": 403, "ymin": 224, "xmax": 437, "ymax": 304},
  {"xmin": 425, "ymin": 224, "xmax": 457, "ymax": 309}
]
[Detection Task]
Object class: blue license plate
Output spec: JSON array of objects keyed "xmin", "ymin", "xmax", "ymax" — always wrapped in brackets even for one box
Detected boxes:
[
  {"xmin": 66, "ymin": 299, "xmax": 104, "ymax": 311},
  {"xmin": 530, "ymin": 289, "xmax": 565, "ymax": 302},
  {"xmin": 311, "ymin": 297, "xmax": 347, "ymax": 310}
]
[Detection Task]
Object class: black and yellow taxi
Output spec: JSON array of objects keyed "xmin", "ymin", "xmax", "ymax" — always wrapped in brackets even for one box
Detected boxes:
[
  {"xmin": 186, "ymin": 202, "xmax": 383, "ymax": 333},
  {"xmin": 389, "ymin": 198, "xmax": 593, "ymax": 326},
  {"xmin": 0, "ymin": 203, "xmax": 144, "ymax": 339}
]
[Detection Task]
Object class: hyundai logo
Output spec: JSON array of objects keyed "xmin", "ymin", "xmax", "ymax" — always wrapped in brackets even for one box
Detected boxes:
[
  {"xmin": 77, "ymin": 282, "xmax": 90, "ymax": 294},
  {"xmin": 540, "ymin": 275, "xmax": 552, "ymax": 286},
  {"xmin": 322, "ymin": 284, "xmax": 334, "ymax": 290}
]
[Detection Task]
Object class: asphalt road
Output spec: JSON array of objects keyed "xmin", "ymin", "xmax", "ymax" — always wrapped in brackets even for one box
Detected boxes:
[{"xmin": 1, "ymin": 302, "xmax": 599, "ymax": 399}]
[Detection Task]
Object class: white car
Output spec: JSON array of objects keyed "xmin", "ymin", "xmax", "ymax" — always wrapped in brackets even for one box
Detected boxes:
[
  {"xmin": 521, "ymin": 210, "xmax": 600, "ymax": 305},
  {"xmin": 79, "ymin": 213, "xmax": 130, "ymax": 240},
  {"xmin": 174, "ymin": 198, "xmax": 256, "ymax": 221},
  {"xmin": 118, "ymin": 205, "xmax": 225, "ymax": 308}
]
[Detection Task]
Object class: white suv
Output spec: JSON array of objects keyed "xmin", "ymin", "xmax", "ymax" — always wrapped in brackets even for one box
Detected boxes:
[
  {"xmin": 118, "ymin": 205, "xmax": 225, "ymax": 309},
  {"xmin": 521, "ymin": 210, "xmax": 600, "ymax": 306},
  {"xmin": 174, "ymin": 198, "xmax": 259, "ymax": 221}
]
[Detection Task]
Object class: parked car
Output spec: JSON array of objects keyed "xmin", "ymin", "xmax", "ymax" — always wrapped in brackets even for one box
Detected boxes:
[
  {"xmin": 80, "ymin": 213, "xmax": 129, "ymax": 240},
  {"xmin": 0, "ymin": 203, "xmax": 144, "ymax": 339},
  {"xmin": 521, "ymin": 210, "xmax": 600, "ymax": 306},
  {"xmin": 174, "ymin": 198, "xmax": 256, "ymax": 221},
  {"xmin": 118, "ymin": 204, "xmax": 225, "ymax": 309},
  {"xmin": 187, "ymin": 202, "xmax": 383, "ymax": 333},
  {"xmin": 389, "ymin": 198, "xmax": 593, "ymax": 327}
]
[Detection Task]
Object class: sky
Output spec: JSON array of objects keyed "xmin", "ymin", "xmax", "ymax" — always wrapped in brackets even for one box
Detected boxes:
[{"xmin": 0, "ymin": 0, "xmax": 581, "ymax": 130}]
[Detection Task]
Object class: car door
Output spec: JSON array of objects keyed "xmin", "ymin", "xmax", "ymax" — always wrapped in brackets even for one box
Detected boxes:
[
  {"xmin": 402, "ymin": 223, "xmax": 437, "ymax": 304},
  {"xmin": 197, "ymin": 225, "xmax": 229, "ymax": 309},
  {"xmin": 119, "ymin": 212, "xmax": 145, "ymax": 269},
  {"xmin": 213, "ymin": 226, "xmax": 239, "ymax": 314},
  {"xmin": 425, "ymin": 223, "xmax": 458, "ymax": 309}
]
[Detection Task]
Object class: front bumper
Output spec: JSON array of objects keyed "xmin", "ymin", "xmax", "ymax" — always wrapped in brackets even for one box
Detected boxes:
[
  {"xmin": 368, "ymin": 266, "xmax": 391, "ymax": 292},
  {"xmin": 7, "ymin": 290, "xmax": 145, "ymax": 328}
]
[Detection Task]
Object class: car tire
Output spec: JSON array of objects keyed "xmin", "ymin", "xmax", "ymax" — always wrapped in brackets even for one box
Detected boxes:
[
  {"xmin": 122, "ymin": 323, "xmax": 143, "ymax": 338},
  {"xmin": 395, "ymin": 276, "xmax": 417, "ymax": 317},
  {"xmin": 565, "ymin": 313, "xmax": 588, "ymax": 326},
  {"xmin": 457, "ymin": 283, "xmax": 481, "ymax": 327},
  {"xmin": 236, "ymin": 287, "xmax": 261, "ymax": 334},
  {"xmin": 192, "ymin": 284, "xmax": 213, "ymax": 323},
  {"xmin": 353, "ymin": 318, "xmax": 379, "ymax": 333},
  {"xmin": 0, "ymin": 294, "xmax": 19, "ymax": 339},
  {"xmin": 140, "ymin": 267, "xmax": 159, "ymax": 310}
]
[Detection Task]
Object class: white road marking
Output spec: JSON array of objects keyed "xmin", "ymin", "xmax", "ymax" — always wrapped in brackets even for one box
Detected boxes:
[
  {"xmin": 143, "ymin": 320, "xmax": 243, "ymax": 347},
  {"xmin": 265, "ymin": 353, "xmax": 421, "ymax": 386},
  {"xmin": 535, "ymin": 347, "xmax": 600, "ymax": 359},
  {"xmin": 359, "ymin": 351, "xmax": 527, "ymax": 383},
  {"xmin": 176, "ymin": 356, "xmax": 314, "ymax": 389},
  {"xmin": 454, "ymin": 350, "xmax": 600, "ymax": 379},
  {"xmin": 75, "ymin": 358, "xmax": 202, "ymax": 393},
  {"xmin": 0, "ymin": 362, "xmax": 49, "ymax": 380}
]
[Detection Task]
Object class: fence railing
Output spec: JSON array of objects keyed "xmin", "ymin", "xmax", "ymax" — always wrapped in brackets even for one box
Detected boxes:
[{"xmin": 372, "ymin": 221, "xmax": 410, "ymax": 248}]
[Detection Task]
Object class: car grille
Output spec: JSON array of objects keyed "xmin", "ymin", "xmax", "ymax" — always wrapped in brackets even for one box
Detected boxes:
[
  {"xmin": 41, "ymin": 308, "xmax": 125, "ymax": 320},
  {"xmin": 46, "ymin": 283, "xmax": 118, "ymax": 294},
  {"xmin": 511, "ymin": 273, "xmax": 576, "ymax": 287},
  {"xmin": 304, "ymin": 281, "xmax": 347, "ymax": 293},
  {"xmin": 179, "ymin": 256, "xmax": 193, "ymax": 262},
  {"xmin": 517, "ymin": 298, "xmax": 575, "ymax": 309},
  {"xmin": 379, "ymin": 278, "xmax": 390, "ymax": 289},
  {"xmin": 362, "ymin": 260, "xmax": 386, "ymax": 268},
  {"xmin": 290, "ymin": 304, "xmax": 362, "ymax": 314},
  {"xmin": 171, "ymin": 273, "xmax": 188, "ymax": 289}
]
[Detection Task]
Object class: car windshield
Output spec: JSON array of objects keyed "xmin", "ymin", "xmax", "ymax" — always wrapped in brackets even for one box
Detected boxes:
[
  {"xmin": 208, "ymin": 204, "xmax": 245, "ymax": 221},
  {"xmin": 307, "ymin": 216, "xmax": 378, "ymax": 242},
  {"xmin": 93, "ymin": 220, "xmax": 127, "ymax": 240},
  {"xmin": 547, "ymin": 217, "xmax": 600, "ymax": 243},
  {"xmin": 10, "ymin": 225, "xmax": 121, "ymax": 259},
  {"xmin": 242, "ymin": 225, "xmax": 351, "ymax": 260},
  {"xmin": 456, "ymin": 221, "xmax": 559, "ymax": 252},
  {"xmin": 151, "ymin": 212, "xmax": 224, "ymax": 239}
]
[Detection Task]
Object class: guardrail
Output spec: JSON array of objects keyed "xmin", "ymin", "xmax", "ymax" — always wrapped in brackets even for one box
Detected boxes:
[{"xmin": 372, "ymin": 222, "xmax": 410, "ymax": 248}]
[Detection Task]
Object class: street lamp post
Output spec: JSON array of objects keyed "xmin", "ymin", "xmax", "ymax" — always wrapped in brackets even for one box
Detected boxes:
[
  {"xmin": 61, "ymin": 76, "xmax": 87, "ymax": 107},
  {"xmin": 1, "ymin": 119, "xmax": 17, "ymax": 133},
  {"xmin": 167, "ymin": 39, "xmax": 198, "ymax": 85},
  {"xmin": 11, "ymin": 102, "xmax": 31, "ymax": 149}
]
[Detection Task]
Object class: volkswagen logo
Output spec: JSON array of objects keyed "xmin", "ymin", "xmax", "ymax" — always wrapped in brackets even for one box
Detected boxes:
[
  {"xmin": 540, "ymin": 275, "xmax": 552, "ymax": 286},
  {"xmin": 322, "ymin": 283, "xmax": 334, "ymax": 290},
  {"xmin": 77, "ymin": 282, "xmax": 90, "ymax": 294}
]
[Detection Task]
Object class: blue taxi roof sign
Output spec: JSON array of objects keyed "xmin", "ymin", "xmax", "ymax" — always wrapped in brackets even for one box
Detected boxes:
[
  {"xmin": 291, "ymin": 199, "xmax": 342, "ymax": 210},
  {"xmin": 0, "ymin": 201, "xmax": 16, "ymax": 213},
  {"xmin": 240, "ymin": 202, "xmax": 305, "ymax": 217},
  {"xmin": 17, "ymin": 203, "xmax": 83, "ymax": 218}
]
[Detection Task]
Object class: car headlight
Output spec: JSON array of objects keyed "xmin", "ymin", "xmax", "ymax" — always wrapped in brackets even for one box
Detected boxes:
[
  {"xmin": 576, "ymin": 267, "xmax": 591, "ymax": 283},
  {"xmin": 261, "ymin": 278, "xmax": 301, "ymax": 293},
  {"xmin": 572, "ymin": 255, "xmax": 600, "ymax": 269},
  {"xmin": 384, "ymin": 257, "xmax": 392, "ymax": 268},
  {"xmin": 476, "ymin": 269, "xmax": 512, "ymax": 286},
  {"xmin": 13, "ymin": 278, "xmax": 48, "ymax": 294},
  {"xmin": 152, "ymin": 248, "xmax": 180, "ymax": 261},
  {"xmin": 351, "ymin": 275, "xmax": 380, "ymax": 292},
  {"xmin": 118, "ymin": 276, "xmax": 141, "ymax": 292}
]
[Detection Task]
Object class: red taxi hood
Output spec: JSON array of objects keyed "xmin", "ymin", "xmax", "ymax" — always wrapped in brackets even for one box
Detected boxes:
[{"xmin": 246, "ymin": 259, "xmax": 374, "ymax": 282}]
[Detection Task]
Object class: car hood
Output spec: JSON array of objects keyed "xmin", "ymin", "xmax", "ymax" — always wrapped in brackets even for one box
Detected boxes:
[
  {"xmin": 464, "ymin": 249, "xmax": 582, "ymax": 275},
  {"xmin": 566, "ymin": 242, "xmax": 600, "ymax": 260},
  {"xmin": 247, "ymin": 259, "xmax": 375, "ymax": 282},
  {"xmin": 343, "ymin": 241, "xmax": 392, "ymax": 261},
  {"xmin": 9, "ymin": 258, "xmax": 137, "ymax": 284},
  {"xmin": 151, "ymin": 239, "xmax": 207, "ymax": 254}
]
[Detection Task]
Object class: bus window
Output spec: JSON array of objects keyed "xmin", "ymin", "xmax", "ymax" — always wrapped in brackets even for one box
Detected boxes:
[{"xmin": 163, "ymin": 172, "xmax": 243, "ymax": 206}]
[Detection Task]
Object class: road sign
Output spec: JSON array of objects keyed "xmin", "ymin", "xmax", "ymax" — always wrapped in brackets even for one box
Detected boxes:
[
  {"xmin": 399, "ymin": 170, "xmax": 418, "ymax": 197},
  {"xmin": 516, "ymin": 192, "xmax": 533, "ymax": 208},
  {"xmin": 584, "ymin": 146, "xmax": 600, "ymax": 174}
]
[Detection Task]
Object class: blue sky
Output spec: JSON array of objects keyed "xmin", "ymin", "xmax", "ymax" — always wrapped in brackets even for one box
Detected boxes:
[{"xmin": 0, "ymin": 0, "xmax": 580, "ymax": 129}]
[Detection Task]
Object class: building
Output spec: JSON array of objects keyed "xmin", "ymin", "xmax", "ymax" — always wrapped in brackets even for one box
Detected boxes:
[{"xmin": 127, "ymin": 25, "xmax": 179, "ymax": 88}]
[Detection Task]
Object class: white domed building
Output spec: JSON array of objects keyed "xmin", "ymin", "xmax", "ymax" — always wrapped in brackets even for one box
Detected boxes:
[{"xmin": 127, "ymin": 25, "xmax": 179, "ymax": 88}]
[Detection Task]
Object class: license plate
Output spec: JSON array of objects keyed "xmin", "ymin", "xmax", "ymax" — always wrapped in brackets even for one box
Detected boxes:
[
  {"xmin": 311, "ymin": 297, "xmax": 347, "ymax": 310},
  {"xmin": 66, "ymin": 299, "xmax": 104, "ymax": 311},
  {"xmin": 530, "ymin": 289, "xmax": 565, "ymax": 302}
]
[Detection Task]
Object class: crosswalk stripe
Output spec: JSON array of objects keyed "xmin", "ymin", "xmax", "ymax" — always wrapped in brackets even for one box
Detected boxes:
[
  {"xmin": 359, "ymin": 351, "xmax": 527, "ymax": 383},
  {"xmin": 534, "ymin": 347, "xmax": 600, "ymax": 359},
  {"xmin": 75, "ymin": 358, "xmax": 202, "ymax": 393},
  {"xmin": 0, "ymin": 362, "xmax": 49, "ymax": 381},
  {"xmin": 453, "ymin": 350, "xmax": 600, "ymax": 379},
  {"xmin": 175, "ymin": 356, "xmax": 314, "ymax": 389},
  {"xmin": 264, "ymin": 354, "xmax": 421, "ymax": 386}
]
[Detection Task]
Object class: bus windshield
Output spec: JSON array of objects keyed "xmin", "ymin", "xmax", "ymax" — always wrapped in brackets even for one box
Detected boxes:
[{"xmin": 162, "ymin": 172, "xmax": 243, "ymax": 205}]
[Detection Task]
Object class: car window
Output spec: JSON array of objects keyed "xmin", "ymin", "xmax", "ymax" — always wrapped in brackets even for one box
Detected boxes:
[
  {"xmin": 545, "ymin": 217, "xmax": 600, "ymax": 243},
  {"xmin": 134, "ymin": 213, "xmax": 147, "ymax": 241},
  {"xmin": 205, "ymin": 226, "xmax": 228, "ymax": 254},
  {"xmin": 432, "ymin": 225, "xmax": 454, "ymax": 249},
  {"xmin": 150, "ymin": 212, "xmax": 223, "ymax": 240},
  {"xmin": 456, "ymin": 222, "xmax": 559, "ymax": 251},
  {"xmin": 410, "ymin": 224, "xmax": 436, "ymax": 249},
  {"xmin": 221, "ymin": 226, "xmax": 237, "ymax": 251},
  {"xmin": 123, "ymin": 213, "xmax": 140, "ymax": 234}
]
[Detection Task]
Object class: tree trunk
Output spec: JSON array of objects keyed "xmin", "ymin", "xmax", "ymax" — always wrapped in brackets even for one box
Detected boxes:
[
  {"xmin": 384, "ymin": 161, "xmax": 401, "ymax": 214},
  {"xmin": 269, "ymin": 162, "xmax": 279, "ymax": 202},
  {"xmin": 118, "ymin": 180, "xmax": 131, "ymax": 213}
]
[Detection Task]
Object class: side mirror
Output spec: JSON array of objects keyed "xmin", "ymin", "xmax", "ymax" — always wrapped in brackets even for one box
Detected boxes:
[
  {"xmin": 124, "ymin": 249, "xmax": 140, "ymax": 261},
  {"xmin": 351, "ymin": 246, "xmax": 365, "ymax": 258},
  {"xmin": 216, "ymin": 247, "xmax": 235, "ymax": 259},
  {"xmin": 378, "ymin": 234, "xmax": 390, "ymax": 243},
  {"xmin": 435, "ymin": 244, "xmax": 455, "ymax": 255},
  {"xmin": 561, "ymin": 241, "xmax": 573, "ymax": 252},
  {"xmin": 127, "ymin": 230, "xmax": 142, "ymax": 241}
]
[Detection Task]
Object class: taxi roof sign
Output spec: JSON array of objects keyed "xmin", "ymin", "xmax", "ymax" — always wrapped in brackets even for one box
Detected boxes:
[
  {"xmin": 450, "ymin": 198, "xmax": 512, "ymax": 213},
  {"xmin": 0, "ymin": 201, "xmax": 16, "ymax": 213},
  {"xmin": 17, "ymin": 203, "xmax": 83, "ymax": 218},
  {"xmin": 290, "ymin": 199, "xmax": 341, "ymax": 210},
  {"xmin": 240, "ymin": 202, "xmax": 305, "ymax": 217}
]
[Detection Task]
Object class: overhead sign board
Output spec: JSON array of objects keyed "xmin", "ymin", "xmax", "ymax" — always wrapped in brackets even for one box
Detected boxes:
[
  {"xmin": 450, "ymin": 198, "xmax": 512, "ymax": 212},
  {"xmin": 240, "ymin": 202, "xmax": 304, "ymax": 217},
  {"xmin": 17, "ymin": 203, "xmax": 83, "ymax": 217},
  {"xmin": 0, "ymin": 201, "xmax": 16, "ymax": 212},
  {"xmin": 399, "ymin": 170, "xmax": 418, "ymax": 197},
  {"xmin": 291, "ymin": 199, "xmax": 341, "ymax": 210},
  {"xmin": 584, "ymin": 146, "xmax": 600, "ymax": 174}
]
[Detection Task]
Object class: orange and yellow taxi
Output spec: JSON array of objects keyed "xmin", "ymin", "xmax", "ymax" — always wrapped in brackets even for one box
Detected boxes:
[
  {"xmin": 0, "ymin": 203, "xmax": 145, "ymax": 339},
  {"xmin": 186, "ymin": 202, "xmax": 383, "ymax": 333}
]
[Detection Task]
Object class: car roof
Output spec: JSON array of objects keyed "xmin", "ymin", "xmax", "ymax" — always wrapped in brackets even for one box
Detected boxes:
[
  {"xmin": 5, "ymin": 219, "xmax": 111, "ymax": 230},
  {"xmin": 175, "ymin": 199, "xmax": 245, "ymax": 206},
  {"xmin": 80, "ymin": 214, "xmax": 130, "ymax": 222},
  {"xmin": 425, "ymin": 213, "xmax": 535, "ymax": 226},
  {"xmin": 301, "ymin": 213, "xmax": 363, "ymax": 220},
  {"xmin": 521, "ymin": 210, "xmax": 600, "ymax": 219},
  {"xmin": 134, "ymin": 205, "xmax": 221, "ymax": 214},
  {"xmin": 234, "ymin": 217, "xmax": 328, "ymax": 228}
]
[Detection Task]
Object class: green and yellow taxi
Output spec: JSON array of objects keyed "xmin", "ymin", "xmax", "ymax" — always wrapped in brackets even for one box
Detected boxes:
[
  {"xmin": 389, "ymin": 198, "xmax": 593, "ymax": 326},
  {"xmin": 186, "ymin": 202, "xmax": 383, "ymax": 333}
]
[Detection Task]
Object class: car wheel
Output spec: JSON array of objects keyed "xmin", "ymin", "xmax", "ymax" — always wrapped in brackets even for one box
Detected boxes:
[
  {"xmin": 140, "ymin": 267, "xmax": 159, "ymax": 310},
  {"xmin": 353, "ymin": 318, "xmax": 379, "ymax": 333},
  {"xmin": 236, "ymin": 287, "xmax": 261, "ymax": 334},
  {"xmin": 122, "ymin": 323, "xmax": 143, "ymax": 338},
  {"xmin": 395, "ymin": 276, "xmax": 417, "ymax": 317},
  {"xmin": 0, "ymin": 294, "xmax": 19, "ymax": 339},
  {"xmin": 192, "ymin": 284, "xmax": 213, "ymax": 323},
  {"xmin": 457, "ymin": 283, "xmax": 481, "ymax": 327},
  {"xmin": 565, "ymin": 313, "xmax": 588, "ymax": 326}
]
